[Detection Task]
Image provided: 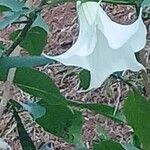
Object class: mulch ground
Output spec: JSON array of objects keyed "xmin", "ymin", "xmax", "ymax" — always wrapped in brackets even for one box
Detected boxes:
[{"xmin": 0, "ymin": 1, "xmax": 150, "ymax": 150}]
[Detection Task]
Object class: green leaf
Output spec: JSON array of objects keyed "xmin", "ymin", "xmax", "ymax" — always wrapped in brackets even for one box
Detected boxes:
[
  {"xmin": 79, "ymin": 69, "xmax": 90, "ymax": 90},
  {"xmin": 124, "ymin": 90, "xmax": 150, "ymax": 150},
  {"xmin": 68, "ymin": 101, "xmax": 126, "ymax": 123},
  {"xmin": 142, "ymin": 0, "xmax": 150, "ymax": 6},
  {"xmin": 0, "ymin": 0, "xmax": 24, "ymax": 12},
  {"xmin": 36, "ymin": 100, "xmax": 83, "ymax": 143},
  {"xmin": 93, "ymin": 140, "xmax": 124, "ymax": 150},
  {"xmin": 122, "ymin": 144, "xmax": 140, "ymax": 150},
  {"xmin": 0, "ymin": 5, "xmax": 10, "ymax": 12},
  {"xmin": 0, "ymin": 56, "xmax": 55, "ymax": 81},
  {"xmin": 33, "ymin": 15, "xmax": 50, "ymax": 33},
  {"xmin": 14, "ymin": 68, "xmax": 64, "ymax": 105},
  {"xmin": 13, "ymin": 107, "xmax": 36, "ymax": 150},
  {"xmin": 19, "ymin": 101, "xmax": 46, "ymax": 120},
  {"xmin": 1, "ymin": 65, "xmax": 124, "ymax": 123},
  {"xmin": 75, "ymin": 147, "xmax": 89, "ymax": 150},
  {"xmin": 0, "ymin": 56, "xmax": 54, "ymax": 70},
  {"xmin": 10, "ymin": 99, "xmax": 22, "ymax": 110},
  {"xmin": 131, "ymin": 134, "xmax": 141, "ymax": 149},
  {"xmin": 68, "ymin": 111, "xmax": 83, "ymax": 144},
  {"xmin": 10, "ymin": 27, "xmax": 47, "ymax": 55},
  {"xmin": 0, "ymin": 67, "xmax": 8, "ymax": 81},
  {"xmin": 12, "ymin": 68, "xmax": 83, "ymax": 144},
  {"xmin": 0, "ymin": 11, "xmax": 21, "ymax": 30},
  {"xmin": 11, "ymin": 95, "xmax": 83, "ymax": 145}
]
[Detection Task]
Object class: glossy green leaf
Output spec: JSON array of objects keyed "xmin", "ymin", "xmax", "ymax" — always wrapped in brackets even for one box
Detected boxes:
[
  {"xmin": 0, "ymin": 56, "xmax": 54, "ymax": 70},
  {"xmin": 10, "ymin": 99, "xmax": 22, "ymax": 110},
  {"xmin": 13, "ymin": 68, "xmax": 125, "ymax": 126},
  {"xmin": 33, "ymin": 15, "xmax": 50, "ymax": 33},
  {"xmin": 122, "ymin": 144, "xmax": 140, "ymax": 150},
  {"xmin": 10, "ymin": 27, "xmax": 47, "ymax": 55},
  {"xmin": 10, "ymin": 67, "xmax": 84, "ymax": 143},
  {"xmin": 142, "ymin": 0, "xmax": 150, "ymax": 6},
  {"xmin": 13, "ymin": 107, "xmax": 36, "ymax": 150},
  {"xmin": 93, "ymin": 140, "xmax": 124, "ymax": 150},
  {"xmin": 132, "ymin": 134, "xmax": 141, "ymax": 149},
  {"xmin": 0, "ymin": 56, "xmax": 55, "ymax": 81},
  {"xmin": 79, "ymin": 69, "xmax": 90, "ymax": 90},
  {"xmin": 75, "ymin": 147, "xmax": 89, "ymax": 150},
  {"xmin": 19, "ymin": 101, "xmax": 46, "ymax": 120},
  {"xmin": 124, "ymin": 91, "xmax": 150, "ymax": 150},
  {"xmin": 0, "ymin": 0, "xmax": 24, "ymax": 12},
  {"xmin": 12, "ymin": 69, "xmax": 124, "ymax": 144},
  {"xmin": 0, "ymin": 5, "xmax": 10, "ymax": 12},
  {"xmin": 13, "ymin": 68, "xmax": 83, "ymax": 142},
  {"xmin": 14, "ymin": 68, "xmax": 65, "ymax": 105},
  {"xmin": 68, "ymin": 101, "xmax": 126, "ymax": 123},
  {"xmin": 0, "ymin": 12, "xmax": 21, "ymax": 30},
  {"xmin": 36, "ymin": 100, "xmax": 83, "ymax": 143},
  {"xmin": 13, "ymin": 67, "xmax": 125, "ymax": 125},
  {"xmin": 68, "ymin": 111, "xmax": 83, "ymax": 144}
]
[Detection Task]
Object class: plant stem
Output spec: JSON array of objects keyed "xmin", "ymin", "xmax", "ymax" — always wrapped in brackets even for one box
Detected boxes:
[
  {"xmin": 0, "ymin": 0, "xmax": 46, "ymax": 118},
  {"xmin": 0, "ymin": 47, "xmax": 20, "ymax": 118},
  {"xmin": 12, "ymin": 20, "xmax": 28, "ymax": 25},
  {"xmin": 4, "ymin": 0, "xmax": 46, "ymax": 56},
  {"xmin": 5, "ymin": 12, "xmax": 37, "ymax": 56}
]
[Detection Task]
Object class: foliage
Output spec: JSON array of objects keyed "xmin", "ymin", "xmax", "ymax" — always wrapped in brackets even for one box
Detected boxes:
[
  {"xmin": 0, "ymin": 0, "xmax": 150, "ymax": 149},
  {"xmin": 124, "ymin": 90, "xmax": 150, "ymax": 150},
  {"xmin": 79, "ymin": 69, "xmax": 90, "ymax": 90},
  {"xmin": 10, "ymin": 27, "xmax": 47, "ymax": 55},
  {"xmin": 93, "ymin": 140, "xmax": 124, "ymax": 150},
  {"xmin": 12, "ymin": 106, "xmax": 36, "ymax": 150}
]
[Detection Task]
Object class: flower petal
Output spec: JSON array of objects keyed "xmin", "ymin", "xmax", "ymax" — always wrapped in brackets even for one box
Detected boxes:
[
  {"xmin": 55, "ymin": 2, "xmax": 97, "ymax": 58},
  {"xmin": 42, "ymin": 52, "xmax": 91, "ymax": 70},
  {"xmin": 86, "ymin": 30, "xmax": 145, "ymax": 90},
  {"xmin": 43, "ymin": 3, "xmax": 146, "ymax": 91},
  {"xmin": 97, "ymin": 7, "xmax": 145, "ymax": 49},
  {"xmin": 129, "ymin": 19, "xmax": 147, "ymax": 52},
  {"xmin": 82, "ymin": 1, "xmax": 99, "ymax": 25}
]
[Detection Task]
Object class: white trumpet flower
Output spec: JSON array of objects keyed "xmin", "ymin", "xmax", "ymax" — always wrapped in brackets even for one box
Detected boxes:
[{"xmin": 43, "ymin": 1, "xmax": 147, "ymax": 90}]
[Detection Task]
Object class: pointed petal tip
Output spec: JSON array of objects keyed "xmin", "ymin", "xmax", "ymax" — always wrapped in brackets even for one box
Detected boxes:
[
  {"xmin": 82, "ymin": 1, "xmax": 99, "ymax": 25},
  {"xmin": 97, "ymin": 5, "xmax": 146, "ymax": 50}
]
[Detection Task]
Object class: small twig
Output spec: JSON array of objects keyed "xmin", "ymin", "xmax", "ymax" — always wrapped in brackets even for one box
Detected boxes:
[
  {"xmin": 0, "ymin": 47, "xmax": 20, "ymax": 118},
  {"xmin": 5, "ymin": 12, "xmax": 37, "ymax": 56},
  {"xmin": 113, "ymin": 82, "xmax": 121, "ymax": 116},
  {"xmin": 0, "ymin": 0, "xmax": 48, "ymax": 118},
  {"xmin": 4, "ymin": 0, "xmax": 46, "ymax": 56},
  {"xmin": 11, "ymin": 20, "xmax": 28, "ymax": 25},
  {"xmin": 0, "ymin": 115, "xmax": 14, "ymax": 137}
]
